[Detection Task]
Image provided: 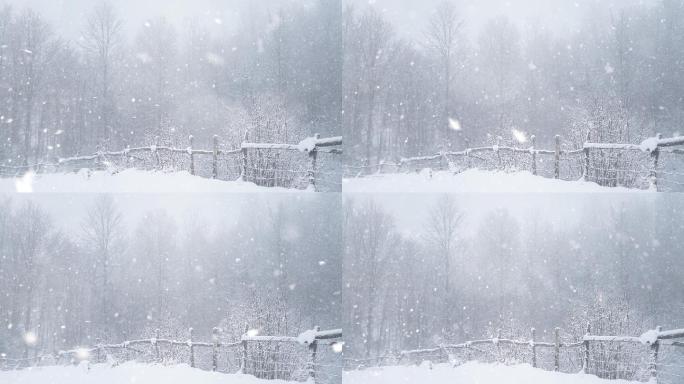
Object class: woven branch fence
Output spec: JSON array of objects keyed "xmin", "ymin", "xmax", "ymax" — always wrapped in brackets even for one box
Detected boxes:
[
  {"xmin": 0, "ymin": 135, "xmax": 343, "ymax": 192},
  {"xmin": 0, "ymin": 327, "xmax": 343, "ymax": 384},
  {"xmin": 346, "ymin": 326, "xmax": 684, "ymax": 384}
]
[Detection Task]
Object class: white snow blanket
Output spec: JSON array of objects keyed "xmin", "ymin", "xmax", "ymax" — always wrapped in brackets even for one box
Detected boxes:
[
  {"xmin": 344, "ymin": 169, "xmax": 648, "ymax": 193},
  {"xmin": 344, "ymin": 362, "xmax": 638, "ymax": 384},
  {"xmin": 0, "ymin": 169, "xmax": 301, "ymax": 193},
  {"xmin": 0, "ymin": 362, "xmax": 294, "ymax": 384}
]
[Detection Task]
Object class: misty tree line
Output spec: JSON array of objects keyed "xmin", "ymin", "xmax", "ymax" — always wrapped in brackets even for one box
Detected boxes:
[
  {"xmin": 0, "ymin": 0, "xmax": 342, "ymax": 167},
  {"xmin": 343, "ymin": 196, "xmax": 684, "ymax": 359},
  {"xmin": 344, "ymin": 1, "xmax": 684, "ymax": 165},
  {"xmin": 0, "ymin": 196, "xmax": 341, "ymax": 357}
]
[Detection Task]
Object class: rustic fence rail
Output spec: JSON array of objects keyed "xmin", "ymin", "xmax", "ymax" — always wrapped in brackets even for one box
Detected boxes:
[
  {"xmin": 345, "ymin": 327, "xmax": 684, "ymax": 383},
  {"xmin": 346, "ymin": 135, "xmax": 684, "ymax": 191},
  {"xmin": 0, "ymin": 135, "xmax": 343, "ymax": 192},
  {"xmin": 0, "ymin": 327, "xmax": 342, "ymax": 384}
]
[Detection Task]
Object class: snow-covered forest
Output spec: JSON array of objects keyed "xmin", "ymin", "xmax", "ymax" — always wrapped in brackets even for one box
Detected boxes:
[
  {"xmin": 0, "ymin": 0, "xmax": 342, "ymax": 166},
  {"xmin": 0, "ymin": 194, "xmax": 341, "ymax": 361},
  {"xmin": 343, "ymin": 194, "xmax": 684, "ymax": 360},
  {"xmin": 343, "ymin": 0, "xmax": 684, "ymax": 164},
  {"xmin": 4, "ymin": 0, "xmax": 684, "ymax": 383}
]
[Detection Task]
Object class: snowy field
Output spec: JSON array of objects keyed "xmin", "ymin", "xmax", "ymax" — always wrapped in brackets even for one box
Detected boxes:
[
  {"xmin": 0, "ymin": 362, "xmax": 294, "ymax": 384},
  {"xmin": 343, "ymin": 169, "xmax": 648, "ymax": 193},
  {"xmin": 0, "ymin": 169, "xmax": 300, "ymax": 193},
  {"xmin": 344, "ymin": 362, "xmax": 637, "ymax": 384}
]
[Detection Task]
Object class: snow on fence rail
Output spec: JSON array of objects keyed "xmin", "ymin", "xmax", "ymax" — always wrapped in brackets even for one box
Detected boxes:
[
  {"xmin": 0, "ymin": 134, "xmax": 343, "ymax": 192},
  {"xmin": 347, "ymin": 134, "xmax": 684, "ymax": 191},
  {"xmin": 0, "ymin": 327, "xmax": 343, "ymax": 384},
  {"xmin": 347, "ymin": 326, "xmax": 684, "ymax": 383}
]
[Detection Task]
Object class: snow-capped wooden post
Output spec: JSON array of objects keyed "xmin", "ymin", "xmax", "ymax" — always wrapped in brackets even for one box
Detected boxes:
[
  {"xmin": 650, "ymin": 134, "xmax": 662, "ymax": 191},
  {"xmin": 308, "ymin": 134, "xmax": 320, "ymax": 191},
  {"xmin": 241, "ymin": 323, "xmax": 249, "ymax": 374},
  {"xmin": 155, "ymin": 328, "xmax": 161, "ymax": 362},
  {"xmin": 308, "ymin": 326, "xmax": 320, "ymax": 381},
  {"xmin": 188, "ymin": 328, "xmax": 195, "ymax": 368},
  {"xmin": 583, "ymin": 131, "xmax": 591, "ymax": 181},
  {"xmin": 650, "ymin": 326, "xmax": 662, "ymax": 381},
  {"xmin": 188, "ymin": 135, "xmax": 195, "ymax": 175},
  {"xmin": 530, "ymin": 328, "xmax": 537, "ymax": 368},
  {"xmin": 212, "ymin": 327, "xmax": 219, "ymax": 372},
  {"xmin": 583, "ymin": 323, "xmax": 591, "ymax": 373},
  {"xmin": 554, "ymin": 327, "xmax": 560, "ymax": 372},
  {"xmin": 212, "ymin": 135, "xmax": 219, "ymax": 179},
  {"xmin": 531, "ymin": 135, "xmax": 537, "ymax": 176},
  {"xmin": 554, "ymin": 135, "xmax": 561, "ymax": 179},
  {"xmin": 241, "ymin": 132, "xmax": 249, "ymax": 182}
]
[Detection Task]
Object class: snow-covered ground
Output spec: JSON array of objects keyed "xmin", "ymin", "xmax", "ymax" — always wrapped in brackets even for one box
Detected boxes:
[
  {"xmin": 343, "ymin": 169, "xmax": 648, "ymax": 193},
  {"xmin": 0, "ymin": 362, "xmax": 294, "ymax": 384},
  {"xmin": 0, "ymin": 169, "xmax": 301, "ymax": 193},
  {"xmin": 344, "ymin": 362, "xmax": 637, "ymax": 384}
]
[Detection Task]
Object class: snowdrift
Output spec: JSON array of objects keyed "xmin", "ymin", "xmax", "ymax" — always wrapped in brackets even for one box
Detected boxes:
[
  {"xmin": 344, "ymin": 361, "xmax": 638, "ymax": 384},
  {"xmin": 343, "ymin": 169, "xmax": 648, "ymax": 193},
  {"xmin": 0, "ymin": 169, "xmax": 301, "ymax": 193},
  {"xmin": 0, "ymin": 362, "xmax": 295, "ymax": 384}
]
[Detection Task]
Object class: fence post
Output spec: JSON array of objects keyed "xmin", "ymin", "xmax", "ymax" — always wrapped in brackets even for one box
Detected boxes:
[
  {"xmin": 496, "ymin": 136, "xmax": 503, "ymax": 170},
  {"xmin": 212, "ymin": 135, "xmax": 219, "ymax": 179},
  {"xmin": 309, "ymin": 326, "xmax": 320, "ymax": 382},
  {"xmin": 496, "ymin": 328, "xmax": 502, "ymax": 363},
  {"xmin": 650, "ymin": 133, "xmax": 662, "ymax": 191},
  {"xmin": 531, "ymin": 328, "xmax": 537, "ymax": 368},
  {"xmin": 188, "ymin": 327, "xmax": 195, "ymax": 368},
  {"xmin": 650, "ymin": 325, "xmax": 662, "ymax": 381},
  {"xmin": 212, "ymin": 327, "xmax": 219, "ymax": 372},
  {"xmin": 584, "ymin": 323, "xmax": 591, "ymax": 373},
  {"xmin": 308, "ymin": 133, "xmax": 320, "ymax": 191},
  {"xmin": 241, "ymin": 324, "xmax": 249, "ymax": 374},
  {"xmin": 155, "ymin": 328, "xmax": 161, "ymax": 362},
  {"xmin": 531, "ymin": 135, "xmax": 537, "ymax": 176},
  {"xmin": 155, "ymin": 136, "xmax": 161, "ymax": 169},
  {"xmin": 554, "ymin": 135, "xmax": 561, "ymax": 179},
  {"xmin": 583, "ymin": 131, "xmax": 591, "ymax": 181},
  {"xmin": 188, "ymin": 135, "xmax": 195, "ymax": 175},
  {"xmin": 241, "ymin": 132, "xmax": 249, "ymax": 182},
  {"xmin": 465, "ymin": 342, "xmax": 471, "ymax": 362},
  {"xmin": 554, "ymin": 327, "xmax": 560, "ymax": 372},
  {"xmin": 95, "ymin": 338, "xmax": 101, "ymax": 363}
]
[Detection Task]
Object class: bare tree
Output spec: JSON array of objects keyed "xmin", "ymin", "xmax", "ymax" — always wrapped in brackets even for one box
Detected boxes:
[
  {"xmin": 425, "ymin": 1, "xmax": 464, "ymax": 149},
  {"xmin": 15, "ymin": 10, "xmax": 55, "ymax": 164},
  {"xmin": 81, "ymin": 1, "xmax": 122, "ymax": 146},
  {"xmin": 424, "ymin": 196, "xmax": 463, "ymax": 338},
  {"xmin": 81, "ymin": 196, "xmax": 123, "ymax": 340},
  {"xmin": 356, "ymin": 9, "xmax": 393, "ymax": 166}
]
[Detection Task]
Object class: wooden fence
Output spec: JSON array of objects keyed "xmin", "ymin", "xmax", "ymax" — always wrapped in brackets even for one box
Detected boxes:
[
  {"xmin": 0, "ymin": 134, "xmax": 343, "ymax": 192},
  {"xmin": 348, "ymin": 326, "xmax": 684, "ymax": 383},
  {"xmin": 0, "ymin": 327, "xmax": 343, "ymax": 384},
  {"xmin": 346, "ymin": 134, "xmax": 684, "ymax": 191}
]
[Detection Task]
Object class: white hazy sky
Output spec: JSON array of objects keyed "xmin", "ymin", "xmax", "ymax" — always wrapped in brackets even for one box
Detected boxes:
[
  {"xmin": 3, "ymin": 0, "xmax": 658, "ymax": 41},
  {"xmin": 5, "ymin": 193, "xmax": 324, "ymax": 234},
  {"xmin": 347, "ymin": 0, "xmax": 658, "ymax": 38},
  {"xmin": 1, "ymin": 0, "xmax": 311, "ymax": 40},
  {"xmin": 345, "ymin": 193, "xmax": 658, "ymax": 239}
]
